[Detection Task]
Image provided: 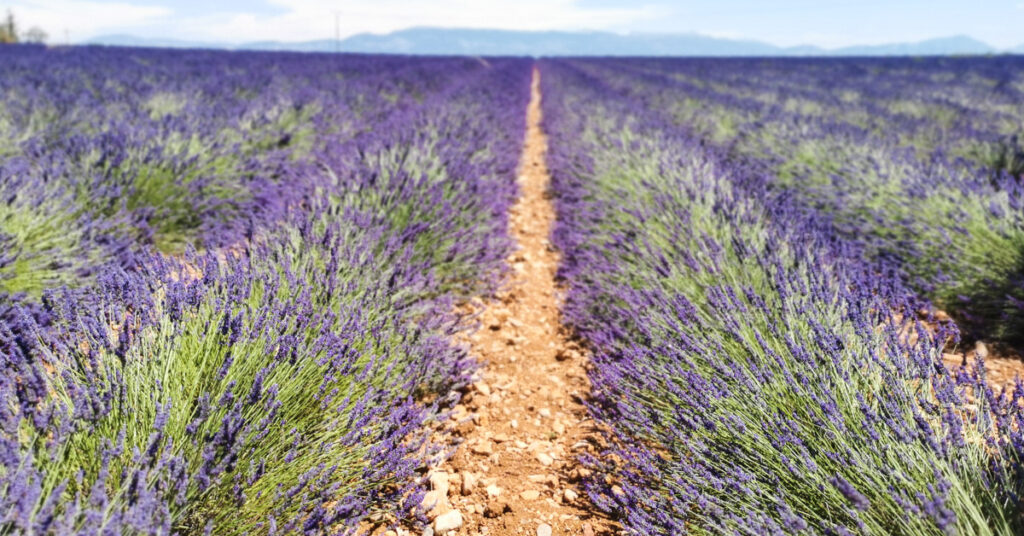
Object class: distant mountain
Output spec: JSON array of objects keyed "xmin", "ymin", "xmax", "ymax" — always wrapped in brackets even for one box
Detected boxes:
[
  {"xmin": 831, "ymin": 35, "xmax": 995, "ymax": 56},
  {"xmin": 85, "ymin": 28, "xmax": 1014, "ymax": 57},
  {"xmin": 331, "ymin": 28, "xmax": 788, "ymax": 56},
  {"xmin": 1011, "ymin": 43, "xmax": 1024, "ymax": 54},
  {"xmin": 83, "ymin": 33, "xmax": 227, "ymax": 50}
]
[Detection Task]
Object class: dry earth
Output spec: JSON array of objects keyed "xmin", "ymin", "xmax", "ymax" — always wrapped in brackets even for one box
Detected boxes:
[
  {"xmin": 402, "ymin": 68, "xmax": 621, "ymax": 536},
  {"xmin": 912, "ymin": 310, "xmax": 1024, "ymax": 388},
  {"xmin": 942, "ymin": 341, "xmax": 1024, "ymax": 389}
]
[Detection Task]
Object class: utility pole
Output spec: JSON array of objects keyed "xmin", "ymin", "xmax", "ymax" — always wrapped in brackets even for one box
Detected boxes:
[{"xmin": 334, "ymin": 12, "xmax": 339, "ymax": 54}]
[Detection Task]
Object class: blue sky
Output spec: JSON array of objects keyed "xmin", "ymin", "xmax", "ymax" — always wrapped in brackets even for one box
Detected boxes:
[{"xmin": 6, "ymin": 0, "xmax": 1023, "ymax": 48}]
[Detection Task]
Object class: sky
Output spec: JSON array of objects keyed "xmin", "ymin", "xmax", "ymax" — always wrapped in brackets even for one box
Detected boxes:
[{"xmin": 4, "ymin": 0, "xmax": 1023, "ymax": 49}]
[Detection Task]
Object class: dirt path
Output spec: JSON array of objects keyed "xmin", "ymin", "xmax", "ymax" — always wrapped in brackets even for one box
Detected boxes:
[{"xmin": 415, "ymin": 68, "xmax": 619, "ymax": 536}]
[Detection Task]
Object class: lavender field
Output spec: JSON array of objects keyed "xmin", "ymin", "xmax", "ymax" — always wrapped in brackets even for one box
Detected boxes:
[
  {"xmin": 1, "ymin": 45, "xmax": 531, "ymax": 534},
  {"xmin": 2, "ymin": 44, "xmax": 1024, "ymax": 536},
  {"xmin": 542, "ymin": 58, "xmax": 1024, "ymax": 535}
]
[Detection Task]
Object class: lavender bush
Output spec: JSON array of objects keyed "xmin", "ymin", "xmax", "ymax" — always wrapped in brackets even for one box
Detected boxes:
[
  {"xmin": 0, "ymin": 47, "xmax": 530, "ymax": 534},
  {"xmin": 0, "ymin": 46, "xmax": 488, "ymax": 311},
  {"xmin": 541, "ymin": 59, "xmax": 1024, "ymax": 535},
  {"xmin": 567, "ymin": 57, "xmax": 1024, "ymax": 344}
]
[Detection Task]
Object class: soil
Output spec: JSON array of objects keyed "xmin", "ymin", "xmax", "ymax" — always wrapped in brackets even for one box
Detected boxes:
[
  {"xmin": 918, "ymin": 310, "xmax": 1024, "ymax": 389},
  {"xmin": 942, "ymin": 341, "xmax": 1024, "ymax": 390},
  {"xmin": 412, "ymin": 68, "xmax": 621, "ymax": 536}
]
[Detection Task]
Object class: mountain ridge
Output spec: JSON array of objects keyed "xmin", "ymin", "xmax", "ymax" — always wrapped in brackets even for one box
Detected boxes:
[{"xmin": 84, "ymin": 28, "xmax": 1020, "ymax": 56}]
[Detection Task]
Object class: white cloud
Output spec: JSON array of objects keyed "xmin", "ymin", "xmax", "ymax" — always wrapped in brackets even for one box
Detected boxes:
[
  {"xmin": 9, "ymin": 0, "xmax": 170, "ymax": 42},
  {"xmin": 35, "ymin": 0, "xmax": 663, "ymax": 43}
]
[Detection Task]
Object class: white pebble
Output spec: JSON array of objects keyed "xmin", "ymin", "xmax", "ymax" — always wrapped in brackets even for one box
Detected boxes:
[{"xmin": 433, "ymin": 510, "xmax": 463, "ymax": 534}]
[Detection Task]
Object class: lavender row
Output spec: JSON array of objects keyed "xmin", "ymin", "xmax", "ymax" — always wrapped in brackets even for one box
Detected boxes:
[
  {"xmin": 0, "ymin": 45, "xmax": 487, "ymax": 318},
  {"xmin": 561, "ymin": 57, "xmax": 1024, "ymax": 344},
  {"xmin": 540, "ymin": 60, "xmax": 1024, "ymax": 535},
  {"xmin": 1, "ymin": 48, "xmax": 531, "ymax": 534},
  {"xmin": 588, "ymin": 57, "xmax": 1024, "ymax": 172}
]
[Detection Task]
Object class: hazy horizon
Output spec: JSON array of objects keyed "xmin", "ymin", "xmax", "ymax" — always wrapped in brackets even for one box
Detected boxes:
[{"xmin": 4, "ymin": 0, "xmax": 1023, "ymax": 50}]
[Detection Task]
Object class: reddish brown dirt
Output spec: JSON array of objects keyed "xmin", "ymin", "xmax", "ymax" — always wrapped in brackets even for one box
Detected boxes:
[
  {"xmin": 913, "ymin": 310, "xmax": 1024, "ymax": 389},
  {"xmin": 942, "ymin": 342, "xmax": 1024, "ymax": 389},
  {"xmin": 407, "ymin": 68, "xmax": 620, "ymax": 536}
]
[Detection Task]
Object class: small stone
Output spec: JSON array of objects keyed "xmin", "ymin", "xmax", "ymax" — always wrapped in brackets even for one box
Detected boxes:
[
  {"xmin": 474, "ymin": 381, "xmax": 492, "ymax": 396},
  {"xmin": 422, "ymin": 528, "xmax": 434, "ymax": 536},
  {"xmin": 583, "ymin": 523, "xmax": 595, "ymax": 536},
  {"xmin": 552, "ymin": 422, "xmax": 566, "ymax": 435},
  {"xmin": 537, "ymin": 523, "xmax": 552, "ymax": 536},
  {"xmin": 509, "ymin": 419, "xmax": 519, "ymax": 429},
  {"xmin": 433, "ymin": 510, "xmax": 463, "ymax": 534},
  {"xmin": 472, "ymin": 442, "xmax": 494, "ymax": 455},
  {"xmin": 976, "ymin": 341, "xmax": 990, "ymax": 359},
  {"xmin": 385, "ymin": 531, "xmax": 397, "ymax": 536},
  {"xmin": 564, "ymin": 488, "xmax": 578, "ymax": 501},
  {"xmin": 447, "ymin": 473, "xmax": 462, "ymax": 495},
  {"xmin": 484, "ymin": 500, "xmax": 511, "ymax": 518},
  {"xmin": 538, "ymin": 408, "xmax": 552, "ymax": 418},
  {"xmin": 430, "ymin": 471, "xmax": 450, "ymax": 497},
  {"xmin": 612, "ymin": 485, "xmax": 624, "ymax": 496},
  {"xmin": 486, "ymin": 484, "xmax": 502, "ymax": 497},
  {"xmin": 461, "ymin": 472, "xmax": 477, "ymax": 496},
  {"xmin": 520, "ymin": 489, "xmax": 540, "ymax": 500},
  {"xmin": 537, "ymin": 453, "xmax": 554, "ymax": 466},
  {"xmin": 420, "ymin": 490, "xmax": 447, "ymax": 519}
]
